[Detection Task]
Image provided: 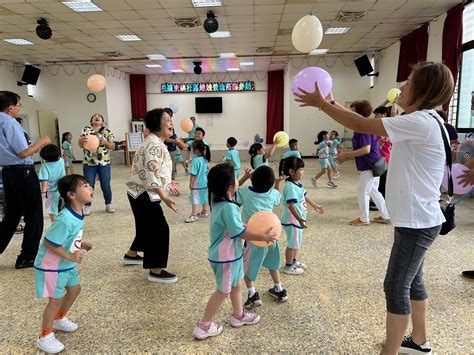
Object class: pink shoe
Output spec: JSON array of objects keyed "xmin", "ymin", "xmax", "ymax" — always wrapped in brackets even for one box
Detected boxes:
[
  {"xmin": 229, "ymin": 309, "xmax": 261, "ymax": 328},
  {"xmin": 193, "ymin": 321, "xmax": 224, "ymax": 340}
]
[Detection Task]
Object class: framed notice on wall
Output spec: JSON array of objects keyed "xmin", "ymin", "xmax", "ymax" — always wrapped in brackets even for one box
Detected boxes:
[{"xmin": 125, "ymin": 132, "xmax": 144, "ymax": 166}]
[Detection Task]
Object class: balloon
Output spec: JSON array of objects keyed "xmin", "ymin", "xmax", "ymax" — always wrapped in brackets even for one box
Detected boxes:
[
  {"xmin": 442, "ymin": 163, "xmax": 472, "ymax": 195},
  {"xmin": 83, "ymin": 135, "xmax": 99, "ymax": 151},
  {"xmin": 243, "ymin": 139, "xmax": 250, "ymax": 148},
  {"xmin": 387, "ymin": 88, "xmax": 401, "ymax": 103},
  {"xmin": 292, "ymin": 15, "xmax": 323, "ymax": 53},
  {"xmin": 169, "ymin": 103, "xmax": 179, "ymax": 114},
  {"xmin": 292, "ymin": 67, "xmax": 333, "ymax": 98},
  {"xmin": 273, "ymin": 131, "xmax": 289, "ymax": 148},
  {"xmin": 247, "ymin": 211, "xmax": 281, "ymax": 247},
  {"xmin": 180, "ymin": 118, "xmax": 193, "ymax": 133},
  {"xmin": 87, "ymin": 74, "xmax": 106, "ymax": 93}
]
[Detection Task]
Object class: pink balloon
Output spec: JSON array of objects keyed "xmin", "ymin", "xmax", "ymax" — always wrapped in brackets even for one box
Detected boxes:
[
  {"xmin": 442, "ymin": 163, "xmax": 472, "ymax": 195},
  {"xmin": 247, "ymin": 211, "xmax": 281, "ymax": 247},
  {"xmin": 87, "ymin": 74, "xmax": 106, "ymax": 93},
  {"xmin": 292, "ymin": 66, "xmax": 333, "ymax": 98},
  {"xmin": 180, "ymin": 118, "xmax": 193, "ymax": 133},
  {"xmin": 83, "ymin": 135, "xmax": 99, "ymax": 151}
]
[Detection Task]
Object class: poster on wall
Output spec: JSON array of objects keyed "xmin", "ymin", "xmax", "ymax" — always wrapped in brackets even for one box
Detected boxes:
[{"xmin": 161, "ymin": 81, "xmax": 255, "ymax": 94}]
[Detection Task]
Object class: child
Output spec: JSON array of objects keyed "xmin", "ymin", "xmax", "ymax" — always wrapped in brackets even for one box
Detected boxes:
[
  {"xmin": 34, "ymin": 174, "xmax": 93, "ymax": 354},
  {"xmin": 185, "ymin": 141, "xmax": 209, "ymax": 223},
  {"xmin": 312, "ymin": 130, "xmax": 337, "ymax": 188},
  {"xmin": 249, "ymin": 142, "xmax": 277, "ymax": 169},
  {"xmin": 281, "ymin": 157, "xmax": 324, "ymax": 275},
  {"xmin": 175, "ymin": 146, "xmax": 189, "ymax": 175},
  {"xmin": 186, "ymin": 127, "xmax": 211, "ymax": 162},
  {"xmin": 224, "ymin": 137, "xmax": 241, "ymax": 177},
  {"xmin": 328, "ymin": 130, "xmax": 343, "ymax": 179},
  {"xmin": 39, "ymin": 144, "xmax": 66, "ymax": 221},
  {"xmin": 61, "ymin": 132, "xmax": 75, "ymax": 175},
  {"xmin": 193, "ymin": 163, "xmax": 277, "ymax": 340},
  {"xmin": 282, "ymin": 138, "xmax": 302, "ymax": 159},
  {"xmin": 236, "ymin": 166, "xmax": 288, "ymax": 309}
]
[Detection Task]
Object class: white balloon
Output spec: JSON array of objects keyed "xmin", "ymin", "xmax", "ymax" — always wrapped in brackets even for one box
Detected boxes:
[{"xmin": 292, "ymin": 15, "xmax": 324, "ymax": 53}]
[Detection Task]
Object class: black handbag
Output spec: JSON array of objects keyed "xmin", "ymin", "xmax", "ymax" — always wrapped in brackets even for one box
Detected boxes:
[
  {"xmin": 429, "ymin": 112, "xmax": 455, "ymax": 235},
  {"xmin": 371, "ymin": 157, "xmax": 387, "ymax": 177}
]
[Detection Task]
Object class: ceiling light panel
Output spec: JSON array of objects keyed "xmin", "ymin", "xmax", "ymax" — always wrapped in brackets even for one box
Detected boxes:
[
  {"xmin": 3, "ymin": 39, "xmax": 34, "ymax": 45},
  {"xmin": 147, "ymin": 54, "xmax": 167, "ymax": 60},
  {"xmin": 209, "ymin": 31, "xmax": 231, "ymax": 38},
  {"xmin": 192, "ymin": 0, "xmax": 222, "ymax": 7},
  {"xmin": 62, "ymin": 1, "xmax": 102, "ymax": 12},
  {"xmin": 325, "ymin": 27, "xmax": 350, "ymax": 34},
  {"xmin": 115, "ymin": 34, "xmax": 142, "ymax": 41}
]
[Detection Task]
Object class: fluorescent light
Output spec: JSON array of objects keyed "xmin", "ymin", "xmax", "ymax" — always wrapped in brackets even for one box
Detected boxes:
[
  {"xmin": 62, "ymin": 1, "xmax": 102, "ymax": 12},
  {"xmin": 146, "ymin": 54, "xmax": 166, "ymax": 60},
  {"xmin": 209, "ymin": 31, "xmax": 231, "ymax": 38},
  {"xmin": 325, "ymin": 27, "xmax": 350, "ymax": 34},
  {"xmin": 146, "ymin": 64, "xmax": 162, "ymax": 68},
  {"xmin": 240, "ymin": 61, "xmax": 254, "ymax": 66},
  {"xmin": 3, "ymin": 39, "xmax": 34, "ymax": 45},
  {"xmin": 192, "ymin": 0, "xmax": 222, "ymax": 7},
  {"xmin": 219, "ymin": 52, "xmax": 236, "ymax": 58},
  {"xmin": 170, "ymin": 69, "xmax": 184, "ymax": 73},
  {"xmin": 115, "ymin": 34, "xmax": 142, "ymax": 41},
  {"xmin": 227, "ymin": 68, "xmax": 239, "ymax": 72},
  {"xmin": 27, "ymin": 84, "xmax": 34, "ymax": 97},
  {"xmin": 309, "ymin": 48, "xmax": 329, "ymax": 55}
]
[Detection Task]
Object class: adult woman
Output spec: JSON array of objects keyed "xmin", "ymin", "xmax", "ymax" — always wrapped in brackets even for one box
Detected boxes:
[
  {"xmin": 78, "ymin": 113, "xmax": 115, "ymax": 215},
  {"xmin": 123, "ymin": 108, "xmax": 178, "ymax": 284},
  {"xmin": 295, "ymin": 62, "xmax": 454, "ymax": 355},
  {"xmin": 336, "ymin": 100, "xmax": 390, "ymax": 226}
]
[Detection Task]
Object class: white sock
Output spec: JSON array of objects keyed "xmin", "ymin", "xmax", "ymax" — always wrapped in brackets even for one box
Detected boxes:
[
  {"xmin": 274, "ymin": 283, "xmax": 283, "ymax": 292},
  {"xmin": 248, "ymin": 287, "xmax": 256, "ymax": 297}
]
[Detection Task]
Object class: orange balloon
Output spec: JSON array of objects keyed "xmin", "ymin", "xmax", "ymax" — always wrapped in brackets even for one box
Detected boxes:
[
  {"xmin": 247, "ymin": 211, "xmax": 281, "ymax": 247},
  {"xmin": 87, "ymin": 74, "xmax": 106, "ymax": 93},
  {"xmin": 180, "ymin": 118, "xmax": 193, "ymax": 133},
  {"xmin": 83, "ymin": 135, "xmax": 100, "ymax": 151}
]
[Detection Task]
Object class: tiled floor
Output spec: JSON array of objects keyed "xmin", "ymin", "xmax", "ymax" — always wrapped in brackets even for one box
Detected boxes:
[{"xmin": 0, "ymin": 162, "xmax": 472, "ymax": 353}]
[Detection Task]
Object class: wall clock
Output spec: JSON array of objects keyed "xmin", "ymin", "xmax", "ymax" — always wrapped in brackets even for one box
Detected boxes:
[{"xmin": 87, "ymin": 93, "xmax": 96, "ymax": 103}]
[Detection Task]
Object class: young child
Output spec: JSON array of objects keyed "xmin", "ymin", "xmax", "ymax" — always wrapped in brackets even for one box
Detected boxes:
[
  {"xmin": 328, "ymin": 130, "xmax": 343, "ymax": 179},
  {"xmin": 224, "ymin": 137, "xmax": 241, "ymax": 177},
  {"xmin": 236, "ymin": 166, "xmax": 288, "ymax": 309},
  {"xmin": 34, "ymin": 174, "xmax": 93, "ymax": 354},
  {"xmin": 61, "ymin": 132, "xmax": 75, "ymax": 175},
  {"xmin": 281, "ymin": 157, "xmax": 324, "ymax": 275},
  {"xmin": 39, "ymin": 144, "xmax": 66, "ymax": 221},
  {"xmin": 175, "ymin": 146, "xmax": 189, "ymax": 175},
  {"xmin": 282, "ymin": 138, "xmax": 302, "ymax": 159},
  {"xmin": 185, "ymin": 141, "xmax": 209, "ymax": 223},
  {"xmin": 312, "ymin": 130, "xmax": 337, "ymax": 188},
  {"xmin": 193, "ymin": 163, "xmax": 277, "ymax": 340},
  {"xmin": 249, "ymin": 142, "xmax": 277, "ymax": 169},
  {"xmin": 186, "ymin": 127, "xmax": 211, "ymax": 162}
]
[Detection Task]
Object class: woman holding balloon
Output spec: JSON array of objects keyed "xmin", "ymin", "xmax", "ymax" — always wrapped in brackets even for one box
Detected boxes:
[{"xmin": 294, "ymin": 62, "xmax": 455, "ymax": 355}]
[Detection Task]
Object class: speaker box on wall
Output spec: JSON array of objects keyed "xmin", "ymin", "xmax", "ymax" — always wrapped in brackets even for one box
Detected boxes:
[
  {"xmin": 21, "ymin": 65, "xmax": 41, "ymax": 85},
  {"xmin": 354, "ymin": 55, "xmax": 374, "ymax": 76}
]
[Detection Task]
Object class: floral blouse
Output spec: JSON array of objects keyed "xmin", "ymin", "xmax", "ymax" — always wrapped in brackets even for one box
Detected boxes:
[
  {"xmin": 80, "ymin": 126, "xmax": 115, "ymax": 166},
  {"xmin": 126, "ymin": 133, "xmax": 172, "ymax": 202}
]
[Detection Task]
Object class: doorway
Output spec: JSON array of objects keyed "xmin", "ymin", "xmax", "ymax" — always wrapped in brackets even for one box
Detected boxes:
[{"xmin": 37, "ymin": 110, "xmax": 60, "ymax": 148}]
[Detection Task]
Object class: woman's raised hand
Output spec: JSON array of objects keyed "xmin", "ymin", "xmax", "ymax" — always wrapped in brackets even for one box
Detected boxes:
[{"xmin": 294, "ymin": 81, "xmax": 325, "ymax": 108}]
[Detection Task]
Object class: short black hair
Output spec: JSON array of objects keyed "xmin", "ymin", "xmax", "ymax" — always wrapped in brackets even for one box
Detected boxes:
[
  {"xmin": 208, "ymin": 163, "xmax": 235, "ymax": 205},
  {"xmin": 251, "ymin": 165, "xmax": 275, "ymax": 193},
  {"xmin": 227, "ymin": 137, "xmax": 237, "ymax": 147},
  {"xmin": 289, "ymin": 139, "xmax": 298, "ymax": 149},
  {"xmin": 0, "ymin": 91, "xmax": 20, "ymax": 111},
  {"xmin": 145, "ymin": 108, "xmax": 167, "ymax": 132},
  {"xmin": 192, "ymin": 140, "xmax": 206, "ymax": 155},
  {"xmin": 164, "ymin": 107, "xmax": 173, "ymax": 117},
  {"xmin": 281, "ymin": 156, "xmax": 305, "ymax": 177},
  {"xmin": 249, "ymin": 143, "xmax": 264, "ymax": 169},
  {"xmin": 373, "ymin": 106, "xmax": 388, "ymax": 115},
  {"xmin": 58, "ymin": 174, "xmax": 89, "ymax": 204},
  {"xmin": 315, "ymin": 130, "xmax": 328, "ymax": 145},
  {"xmin": 40, "ymin": 144, "xmax": 60, "ymax": 162},
  {"xmin": 195, "ymin": 127, "xmax": 205, "ymax": 135}
]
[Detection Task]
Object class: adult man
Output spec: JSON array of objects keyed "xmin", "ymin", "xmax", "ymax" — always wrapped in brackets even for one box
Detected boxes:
[{"xmin": 0, "ymin": 91, "xmax": 50, "ymax": 269}]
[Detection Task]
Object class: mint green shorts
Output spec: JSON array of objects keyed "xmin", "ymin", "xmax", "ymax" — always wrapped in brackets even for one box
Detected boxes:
[
  {"xmin": 35, "ymin": 267, "xmax": 80, "ymax": 299},
  {"xmin": 210, "ymin": 259, "xmax": 244, "ymax": 294},
  {"xmin": 319, "ymin": 158, "xmax": 329, "ymax": 170},
  {"xmin": 189, "ymin": 188, "xmax": 208, "ymax": 205},
  {"xmin": 283, "ymin": 225, "xmax": 303, "ymax": 249},
  {"xmin": 243, "ymin": 241, "xmax": 280, "ymax": 281}
]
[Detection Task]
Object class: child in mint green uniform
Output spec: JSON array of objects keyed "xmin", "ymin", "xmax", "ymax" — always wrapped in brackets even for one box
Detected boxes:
[
  {"xmin": 312, "ymin": 130, "xmax": 337, "ymax": 188},
  {"xmin": 193, "ymin": 163, "xmax": 277, "ymax": 341},
  {"xmin": 224, "ymin": 137, "xmax": 241, "ymax": 177},
  {"xmin": 185, "ymin": 141, "xmax": 209, "ymax": 223},
  {"xmin": 248, "ymin": 142, "xmax": 278, "ymax": 170},
  {"xmin": 328, "ymin": 130, "xmax": 342, "ymax": 178},
  {"xmin": 39, "ymin": 144, "xmax": 66, "ymax": 221},
  {"xmin": 236, "ymin": 166, "xmax": 288, "ymax": 310},
  {"xmin": 281, "ymin": 157, "xmax": 324, "ymax": 275},
  {"xmin": 61, "ymin": 132, "xmax": 75, "ymax": 175},
  {"xmin": 34, "ymin": 174, "xmax": 93, "ymax": 354},
  {"xmin": 281, "ymin": 138, "xmax": 302, "ymax": 159}
]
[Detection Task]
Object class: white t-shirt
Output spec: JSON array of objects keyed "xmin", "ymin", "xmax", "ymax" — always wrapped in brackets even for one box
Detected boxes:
[{"xmin": 382, "ymin": 110, "xmax": 447, "ymax": 229}]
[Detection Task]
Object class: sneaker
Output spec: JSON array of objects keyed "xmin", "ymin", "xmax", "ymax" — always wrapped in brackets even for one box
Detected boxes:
[
  {"xmin": 229, "ymin": 309, "xmax": 261, "ymax": 328},
  {"xmin": 462, "ymin": 270, "xmax": 474, "ymax": 279},
  {"xmin": 53, "ymin": 317, "xmax": 78, "ymax": 332},
  {"xmin": 327, "ymin": 180, "xmax": 338, "ymax": 188},
  {"xmin": 244, "ymin": 292, "xmax": 263, "ymax": 310},
  {"xmin": 15, "ymin": 258, "xmax": 34, "ymax": 269},
  {"xmin": 268, "ymin": 287, "xmax": 288, "ymax": 302},
  {"xmin": 198, "ymin": 211, "xmax": 209, "ymax": 218},
  {"xmin": 15, "ymin": 224, "xmax": 25, "ymax": 234},
  {"xmin": 36, "ymin": 333, "xmax": 65, "ymax": 354},
  {"xmin": 122, "ymin": 254, "xmax": 143, "ymax": 265},
  {"xmin": 311, "ymin": 177, "xmax": 317, "ymax": 187},
  {"xmin": 148, "ymin": 270, "xmax": 178, "ymax": 284},
  {"xmin": 294, "ymin": 260, "xmax": 307, "ymax": 270},
  {"xmin": 105, "ymin": 204, "xmax": 115, "ymax": 213},
  {"xmin": 373, "ymin": 216, "xmax": 390, "ymax": 224},
  {"xmin": 350, "ymin": 218, "xmax": 369, "ymax": 226},
  {"xmin": 193, "ymin": 321, "xmax": 224, "ymax": 340},
  {"xmin": 185, "ymin": 215, "xmax": 198, "ymax": 223},
  {"xmin": 83, "ymin": 205, "xmax": 91, "ymax": 216},
  {"xmin": 283, "ymin": 265, "xmax": 304, "ymax": 275},
  {"xmin": 185, "ymin": 168, "xmax": 189, "ymax": 176},
  {"xmin": 399, "ymin": 335, "xmax": 432, "ymax": 354}
]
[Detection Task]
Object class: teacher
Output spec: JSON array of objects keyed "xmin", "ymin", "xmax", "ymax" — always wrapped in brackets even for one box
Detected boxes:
[
  {"xmin": 123, "ymin": 108, "xmax": 178, "ymax": 284},
  {"xmin": 295, "ymin": 62, "xmax": 454, "ymax": 355}
]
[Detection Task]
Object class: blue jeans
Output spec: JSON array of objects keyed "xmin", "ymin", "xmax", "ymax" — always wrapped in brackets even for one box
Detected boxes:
[{"xmin": 83, "ymin": 164, "xmax": 112, "ymax": 205}]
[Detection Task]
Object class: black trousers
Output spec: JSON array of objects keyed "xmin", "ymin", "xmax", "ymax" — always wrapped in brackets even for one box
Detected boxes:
[
  {"xmin": 128, "ymin": 193, "xmax": 170, "ymax": 269},
  {"xmin": 0, "ymin": 166, "xmax": 44, "ymax": 260}
]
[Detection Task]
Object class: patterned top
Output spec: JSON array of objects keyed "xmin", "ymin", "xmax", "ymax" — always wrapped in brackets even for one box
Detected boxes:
[
  {"xmin": 126, "ymin": 133, "xmax": 172, "ymax": 202},
  {"xmin": 80, "ymin": 126, "xmax": 115, "ymax": 166},
  {"xmin": 328, "ymin": 139, "xmax": 341, "ymax": 155},
  {"xmin": 317, "ymin": 141, "xmax": 329, "ymax": 159},
  {"xmin": 281, "ymin": 180, "xmax": 308, "ymax": 229}
]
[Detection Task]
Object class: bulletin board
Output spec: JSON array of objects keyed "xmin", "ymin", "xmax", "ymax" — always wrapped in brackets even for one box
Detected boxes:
[{"xmin": 125, "ymin": 132, "xmax": 144, "ymax": 166}]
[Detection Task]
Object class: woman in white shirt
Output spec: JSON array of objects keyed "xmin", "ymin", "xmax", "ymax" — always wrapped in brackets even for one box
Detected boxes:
[
  {"xmin": 294, "ymin": 62, "xmax": 454, "ymax": 355},
  {"xmin": 123, "ymin": 108, "xmax": 179, "ymax": 284}
]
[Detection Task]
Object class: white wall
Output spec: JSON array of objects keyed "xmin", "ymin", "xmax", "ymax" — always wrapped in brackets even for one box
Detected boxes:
[
  {"xmin": 105, "ymin": 68, "xmax": 131, "ymax": 141},
  {"xmin": 146, "ymin": 72, "xmax": 268, "ymax": 150}
]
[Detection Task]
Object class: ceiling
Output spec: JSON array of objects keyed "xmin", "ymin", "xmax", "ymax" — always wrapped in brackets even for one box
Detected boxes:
[{"xmin": 0, "ymin": 0, "xmax": 462, "ymax": 74}]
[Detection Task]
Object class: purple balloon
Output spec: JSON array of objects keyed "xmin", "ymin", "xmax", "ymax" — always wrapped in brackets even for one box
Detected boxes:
[
  {"xmin": 292, "ymin": 67, "xmax": 333, "ymax": 98},
  {"xmin": 442, "ymin": 163, "xmax": 472, "ymax": 195}
]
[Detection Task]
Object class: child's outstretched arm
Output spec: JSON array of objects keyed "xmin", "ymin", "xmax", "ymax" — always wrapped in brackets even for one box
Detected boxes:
[
  {"xmin": 264, "ymin": 143, "xmax": 278, "ymax": 159},
  {"xmin": 288, "ymin": 202, "xmax": 307, "ymax": 228},
  {"xmin": 238, "ymin": 167, "xmax": 252, "ymax": 186},
  {"xmin": 43, "ymin": 240, "xmax": 84, "ymax": 263},
  {"xmin": 274, "ymin": 174, "xmax": 287, "ymax": 191},
  {"xmin": 305, "ymin": 195, "xmax": 324, "ymax": 214}
]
